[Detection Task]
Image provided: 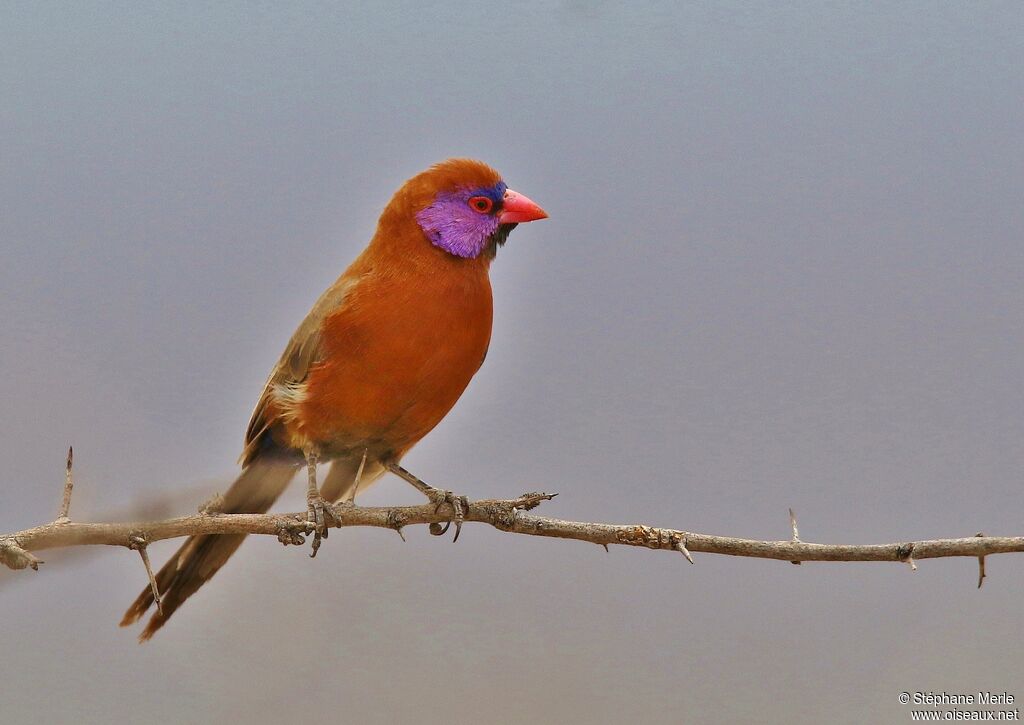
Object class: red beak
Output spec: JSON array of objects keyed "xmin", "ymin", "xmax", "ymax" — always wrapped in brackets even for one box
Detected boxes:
[{"xmin": 500, "ymin": 189, "xmax": 548, "ymax": 224}]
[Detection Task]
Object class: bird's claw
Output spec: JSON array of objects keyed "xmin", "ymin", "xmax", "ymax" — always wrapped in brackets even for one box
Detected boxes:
[
  {"xmin": 426, "ymin": 490, "xmax": 469, "ymax": 542},
  {"xmin": 306, "ymin": 496, "xmax": 339, "ymax": 558}
]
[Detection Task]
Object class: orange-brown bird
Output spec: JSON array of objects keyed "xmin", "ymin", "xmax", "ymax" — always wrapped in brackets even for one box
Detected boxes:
[{"xmin": 121, "ymin": 158, "xmax": 547, "ymax": 640}]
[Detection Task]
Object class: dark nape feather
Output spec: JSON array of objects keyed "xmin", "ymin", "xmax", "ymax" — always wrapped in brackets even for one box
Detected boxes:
[{"xmin": 120, "ymin": 458, "xmax": 297, "ymax": 641}]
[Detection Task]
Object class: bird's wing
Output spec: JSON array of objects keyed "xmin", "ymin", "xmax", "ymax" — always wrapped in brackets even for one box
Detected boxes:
[{"xmin": 240, "ymin": 274, "xmax": 358, "ymax": 465}]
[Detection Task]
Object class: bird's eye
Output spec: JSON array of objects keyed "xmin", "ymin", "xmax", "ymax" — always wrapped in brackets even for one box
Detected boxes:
[{"xmin": 468, "ymin": 196, "xmax": 493, "ymax": 214}]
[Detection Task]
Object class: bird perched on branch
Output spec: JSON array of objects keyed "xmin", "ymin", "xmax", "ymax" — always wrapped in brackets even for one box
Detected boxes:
[{"xmin": 121, "ymin": 158, "xmax": 547, "ymax": 640}]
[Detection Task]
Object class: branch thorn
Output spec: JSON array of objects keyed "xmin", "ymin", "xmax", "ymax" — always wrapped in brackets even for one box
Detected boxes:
[
  {"xmin": 976, "ymin": 532, "xmax": 986, "ymax": 589},
  {"xmin": 897, "ymin": 543, "xmax": 917, "ymax": 571},
  {"xmin": 788, "ymin": 507, "xmax": 802, "ymax": 565},
  {"xmin": 673, "ymin": 534, "xmax": 694, "ymax": 564},
  {"xmin": 387, "ymin": 510, "xmax": 407, "ymax": 542},
  {"xmin": 128, "ymin": 534, "xmax": 162, "ymax": 615},
  {"xmin": 56, "ymin": 445, "xmax": 74, "ymax": 523}
]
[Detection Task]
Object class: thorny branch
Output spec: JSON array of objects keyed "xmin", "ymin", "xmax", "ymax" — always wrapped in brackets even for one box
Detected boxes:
[{"xmin": 2, "ymin": 451, "xmax": 1021, "ymax": 592}]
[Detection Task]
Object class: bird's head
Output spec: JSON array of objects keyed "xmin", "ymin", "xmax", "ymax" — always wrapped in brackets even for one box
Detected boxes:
[{"xmin": 385, "ymin": 158, "xmax": 547, "ymax": 261}]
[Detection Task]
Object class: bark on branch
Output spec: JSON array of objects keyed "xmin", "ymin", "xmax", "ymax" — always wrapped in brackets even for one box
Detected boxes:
[
  {"xmin": 0, "ymin": 450, "xmax": 1013, "ymax": 589},
  {"xmin": 3, "ymin": 493, "xmax": 1022, "ymax": 578}
]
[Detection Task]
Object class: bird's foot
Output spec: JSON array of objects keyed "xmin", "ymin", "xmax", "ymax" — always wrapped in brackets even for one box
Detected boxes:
[
  {"xmin": 386, "ymin": 463, "xmax": 469, "ymax": 542},
  {"xmin": 425, "ymin": 489, "xmax": 470, "ymax": 542},
  {"xmin": 306, "ymin": 496, "xmax": 339, "ymax": 558}
]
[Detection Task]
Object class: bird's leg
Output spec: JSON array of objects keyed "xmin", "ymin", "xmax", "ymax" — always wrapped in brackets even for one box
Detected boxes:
[
  {"xmin": 386, "ymin": 463, "xmax": 469, "ymax": 542},
  {"xmin": 341, "ymin": 449, "xmax": 369, "ymax": 506},
  {"xmin": 304, "ymin": 449, "xmax": 337, "ymax": 558}
]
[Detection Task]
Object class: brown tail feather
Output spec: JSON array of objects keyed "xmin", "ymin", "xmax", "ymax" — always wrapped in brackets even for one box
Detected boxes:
[{"xmin": 120, "ymin": 458, "xmax": 297, "ymax": 641}]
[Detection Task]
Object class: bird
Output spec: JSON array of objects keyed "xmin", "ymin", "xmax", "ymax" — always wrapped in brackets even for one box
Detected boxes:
[{"xmin": 120, "ymin": 158, "xmax": 547, "ymax": 641}]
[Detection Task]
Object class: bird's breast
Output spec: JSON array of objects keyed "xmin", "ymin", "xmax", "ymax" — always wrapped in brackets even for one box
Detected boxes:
[{"xmin": 290, "ymin": 264, "xmax": 493, "ymax": 458}]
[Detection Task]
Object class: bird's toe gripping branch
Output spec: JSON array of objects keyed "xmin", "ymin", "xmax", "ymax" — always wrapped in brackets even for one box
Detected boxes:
[
  {"xmin": 386, "ymin": 463, "xmax": 469, "ymax": 542},
  {"xmin": 427, "ymin": 491, "xmax": 470, "ymax": 542}
]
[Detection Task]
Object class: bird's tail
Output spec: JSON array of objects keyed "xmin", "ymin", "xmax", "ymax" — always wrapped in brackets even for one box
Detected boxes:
[{"xmin": 119, "ymin": 457, "xmax": 297, "ymax": 641}]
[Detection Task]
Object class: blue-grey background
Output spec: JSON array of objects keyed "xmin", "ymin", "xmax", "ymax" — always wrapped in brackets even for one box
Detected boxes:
[{"xmin": 2, "ymin": 3, "xmax": 1023, "ymax": 723}]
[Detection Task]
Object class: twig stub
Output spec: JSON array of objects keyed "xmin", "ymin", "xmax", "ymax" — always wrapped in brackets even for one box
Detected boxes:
[{"xmin": 56, "ymin": 445, "xmax": 74, "ymax": 523}]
